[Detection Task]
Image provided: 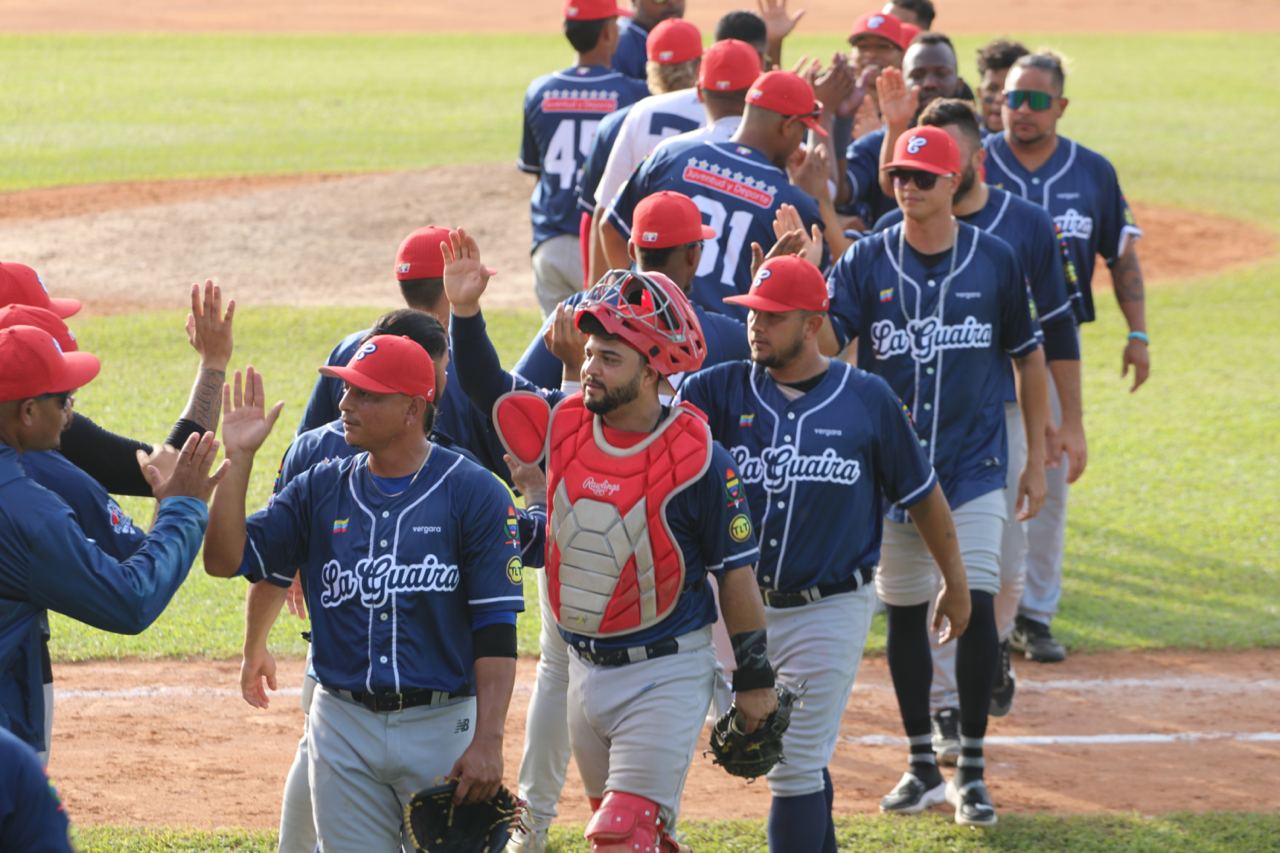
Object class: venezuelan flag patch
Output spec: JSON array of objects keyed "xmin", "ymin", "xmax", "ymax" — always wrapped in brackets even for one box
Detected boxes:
[{"xmin": 332, "ymin": 518, "xmax": 350, "ymax": 535}]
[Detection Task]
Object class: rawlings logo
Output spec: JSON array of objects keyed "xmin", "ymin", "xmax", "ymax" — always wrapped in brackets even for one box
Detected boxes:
[
  {"xmin": 1054, "ymin": 207, "xmax": 1094, "ymax": 240},
  {"xmin": 354, "ymin": 342, "xmax": 377, "ymax": 360},
  {"xmin": 582, "ymin": 477, "xmax": 621, "ymax": 497},
  {"xmin": 318, "ymin": 554, "xmax": 460, "ymax": 609},
  {"xmin": 907, "ymin": 135, "xmax": 928, "ymax": 154},
  {"xmin": 730, "ymin": 445, "xmax": 862, "ymax": 492},
  {"xmin": 869, "ymin": 316, "xmax": 993, "ymax": 362}
]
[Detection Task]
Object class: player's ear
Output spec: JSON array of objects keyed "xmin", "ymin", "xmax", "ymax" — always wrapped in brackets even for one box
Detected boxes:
[
  {"xmin": 627, "ymin": 241, "xmax": 639, "ymax": 263},
  {"xmin": 1056, "ymin": 96, "xmax": 1069, "ymax": 117}
]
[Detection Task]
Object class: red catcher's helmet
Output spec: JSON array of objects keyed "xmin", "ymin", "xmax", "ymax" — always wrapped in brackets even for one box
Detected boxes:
[{"xmin": 575, "ymin": 270, "xmax": 707, "ymax": 377}]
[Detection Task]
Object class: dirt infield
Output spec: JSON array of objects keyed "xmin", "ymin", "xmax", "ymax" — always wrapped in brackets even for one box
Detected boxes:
[
  {"xmin": 2, "ymin": 0, "xmax": 1276, "ymax": 34},
  {"xmin": 0, "ymin": 167, "xmax": 1272, "ymax": 317},
  {"xmin": 45, "ymin": 649, "xmax": 1280, "ymax": 830}
]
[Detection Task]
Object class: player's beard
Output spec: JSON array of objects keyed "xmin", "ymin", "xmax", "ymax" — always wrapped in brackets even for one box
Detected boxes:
[
  {"xmin": 583, "ymin": 371, "xmax": 643, "ymax": 415},
  {"xmin": 754, "ymin": 334, "xmax": 806, "ymax": 371},
  {"xmin": 954, "ymin": 165, "xmax": 977, "ymax": 203}
]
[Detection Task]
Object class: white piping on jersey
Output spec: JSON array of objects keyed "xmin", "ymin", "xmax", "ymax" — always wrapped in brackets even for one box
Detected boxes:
[
  {"xmin": 986, "ymin": 138, "xmax": 1078, "ymax": 210},
  {"xmin": 269, "ymin": 571, "xmax": 293, "ymax": 584},
  {"xmin": 705, "ymin": 544, "xmax": 762, "ymax": 574},
  {"xmin": 1007, "ymin": 334, "xmax": 1042, "ymax": 356},
  {"xmin": 248, "ymin": 537, "xmax": 267, "ymax": 579},
  {"xmin": 1115, "ymin": 224, "xmax": 1143, "ymax": 264},
  {"xmin": 347, "ymin": 464, "xmax": 379, "ymax": 692},
  {"xmin": 746, "ymin": 365, "xmax": 783, "ymax": 587},
  {"xmin": 897, "ymin": 468, "xmax": 938, "ymax": 507},
  {"xmin": 983, "ymin": 190, "xmax": 1013, "ymax": 232},
  {"xmin": 979, "ymin": 191, "xmax": 1072, "ymax": 324},
  {"xmin": 391, "ymin": 591, "xmax": 399, "ymax": 692},
  {"xmin": 468, "ymin": 595, "xmax": 525, "ymax": 605}
]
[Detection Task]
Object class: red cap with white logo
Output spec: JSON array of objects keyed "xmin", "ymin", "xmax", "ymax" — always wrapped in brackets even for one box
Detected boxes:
[
  {"xmin": 723, "ymin": 255, "xmax": 830, "ymax": 313},
  {"xmin": 319, "ymin": 334, "xmax": 436, "ymax": 401},
  {"xmin": 0, "ymin": 304, "xmax": 78, "ymax": 352},
  {"xmin": 632, "ymin": 191, "xmax": 717, "ymax": 249},
  {"xmin": 849, "ymin": 11, "xmax": 909, "ymax": 50},
  {"xmin": 0, "ymin": 263, "xmax": 80, "ymax": 318},
  {"xmin": 883, "ymin": 125, "xmax": 962, "ymax": 176},
  {"xmin": 0, "ymin": 325, "xmax": 100, "ymax": 402},
  {"xmin": 563, "ymin": 0, "xmax": 632, "ymax": 21},
  {"xmin": 646, "ymin": 19, "xmax": 702, "ymax": 64},
  {"xmin": 698, "ymin": 39, "xmax": 762, "ymax": 93},
  {"xmin": 745, "ymin": 71, "xmax": 829, "ymax": 138}
]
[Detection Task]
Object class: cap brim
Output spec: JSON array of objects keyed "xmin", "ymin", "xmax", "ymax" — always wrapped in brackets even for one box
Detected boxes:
[
  {"xmin": 318, "ymin": 365, "xmax": 403, "ymax": 396},
  {"xmin": 699, "ymin": 225, "xmax": 717, "ymax": 240},
  {"xmin": 883, "ymin": 158, "xmax": 952, "ymax": 175},
  {"xmin": 723, "ymin": 293, "xmax": 811, "ymax": 313},
  {"xmin": 48, "ymin": 351, "xmax": 100, "ymax": 394},
  {"xmin": 48, "ymin": 297, "xmax": 81, "ymax": 319},
  {"xmin": 800, "ymin": 116, "xmax": 830, "ymax": 138}
]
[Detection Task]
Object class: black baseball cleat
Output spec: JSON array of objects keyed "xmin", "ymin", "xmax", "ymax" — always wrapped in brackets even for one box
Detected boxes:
[
  {"xmin": 1011, "ymin": 615, "xmax": 1067, "ymax": 663},
  {"xmin": 931, "ymin": 707, "xmax": 960, "ymax": 765},
  {"xmin": 946, "ymin": 778, "xmax": 998, "ymax": 827},
  {"xmin": 989, "ymin": 639, "xmax": 1017, "ymax": 717},
  {"xmin": 879, "ymin": 770, "xmax": 945, "ymax": 814}
]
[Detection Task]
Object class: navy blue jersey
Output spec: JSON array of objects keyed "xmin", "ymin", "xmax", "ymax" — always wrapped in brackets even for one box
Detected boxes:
[
  {"xmin": 983, "ymin": 133, "xmax": 1141, "ymax": 323},
  {"xmin": 606, "ymin": 138, "xmax": 828, "ymax": 320},
  {"xmin": 577, "ymin": 105, "xmax": 632, "ymax": 213},
  {"xmin": 678, "ymin": 360, "xmax": 936, "ymax": 592},
  {"xmin": 875, "ymin": 186, "xmax": 1076, "ymax": 399},
  {"xmin": 827, "ymin": 223, "xmax": 1041, "ymax": 515},
  {"xmin": 512, "ymin": 290, "xmax": 749, "ymax": 391},
  {"xmin": 277, "ymin": 420, "xmax": 546, "ymax": 569},
  {"xmin": 520, "ymin": 66, "xmax": 648, "ymax": 252},
  {"xmin": 841, "ymin": 127, "xmax": 897, "ymax": 226},
  {"xmin": 612, "ymin": 18, "xmax": 650, "ymax": 82},
  {"xmin": 0, "ymin": 445, "xmax": 207, "ymax": 749},
  {"xmin": 0, "ymin": 726, "xmax": 73, "ymax": 853},
  {"xmin": 21, "ymin": 451, "xmax": 146, "ymax": 561},
  {"xmin": 448, "ymin": 311, "xmax": 759, "ymax": 651},
  {"xmin": 238, "ymin": 448, "xmax": 525, "ymax": 695},
  {"xmin": 297, "ymin": 329, "xmax": 511, "ymax": 484}
]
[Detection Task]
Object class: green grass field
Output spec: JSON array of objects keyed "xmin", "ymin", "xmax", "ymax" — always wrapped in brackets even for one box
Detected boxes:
[{"xmin": 5, "ymin": 26, "xmax": 1278, "ymax": 849}]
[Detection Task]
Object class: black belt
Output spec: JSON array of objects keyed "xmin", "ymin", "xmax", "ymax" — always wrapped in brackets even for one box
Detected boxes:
[
  {"xmin": 569, "ymin": 637, "xmax": 681, "ymax": 668},
  {"xmin": 332, "ymin": 687, "xmax": 469, "ymax": 713},
  {"xmin": 760, "ymin": 566, "xmax": 875, "ymax": 609}
]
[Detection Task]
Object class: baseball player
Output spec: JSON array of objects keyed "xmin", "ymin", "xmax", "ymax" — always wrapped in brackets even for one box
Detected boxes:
[
  {"xmin": 874, "ymin": 98, "xmax": 1080, "ymax": 737},
  {"xmin": 881, "ymin": 0, "xmax": 934, "ymax": 29},
  {"xmin": 984, "ymin": 51, "xmax": 1148, "ymax": 663},
  {"xmin": 296, "ymin": 225, "xmax": 511, "ymax": 483},
  {"xmin": 611, "ymin": 0, "xmax": 687, "ymax": 82},
  {"xmin": 522, "ymin": 0, "xmax": 649, "ymax": 315},
  {"xmin": 603, "ymin": 70, "xmax": 830, "ymax": 319},
  {"xmin": 974, "ymin": 39, "xmax": 1029, "ymax": 135},
  {"xmin": 442, "ymin": 230, "xmax": 778, "ymax": 852},
  {"xmin": 204, "ymin": 338, "xmax": 525, "ymax": 852},
  {"xmin": 826, "ymin": 126, "xmax": 1049, "ymax": 826},
  {"xmin": 0, "ymin": 325, "xmax": 223, "ymax": 756},
  {"xmin": 677, "ymin": 255, "xmax": 970, "ymax": 852},
  {"xmin": 0, "ymin": 725, "xmax": 74, "ymax": 853}
]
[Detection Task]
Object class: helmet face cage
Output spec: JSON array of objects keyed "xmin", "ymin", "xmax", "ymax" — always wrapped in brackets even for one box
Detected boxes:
[
  {"xmin": 576, "ymin": 269, "xmax": 707, "ymax": 376},
  {"xmin": 580, "ymin": 269, "xmax": 689, "ymax": 349}
]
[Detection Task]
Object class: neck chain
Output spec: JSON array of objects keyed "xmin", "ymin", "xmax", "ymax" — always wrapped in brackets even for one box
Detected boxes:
[
  {"xmin": 896, "ymin": 219, "xmax": 961, "ymax": 326},
  {"xmin": 365, "ymin": 446, "xmax": 431, "ymax": 499}
]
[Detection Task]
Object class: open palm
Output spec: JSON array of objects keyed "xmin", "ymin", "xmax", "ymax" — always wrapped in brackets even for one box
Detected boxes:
[{"xmin": 220, "ymin": 366, "xmax": 284, "ymax": 457}]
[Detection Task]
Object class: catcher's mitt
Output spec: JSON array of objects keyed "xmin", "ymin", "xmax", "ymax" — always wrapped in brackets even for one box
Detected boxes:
[
  {"xmin": 403, "ymin": 780, "xmax": 523, "ymax": 853},
  {"xmin": 706, "ymin": 684, "xmax": 798, "ymax": 779}
]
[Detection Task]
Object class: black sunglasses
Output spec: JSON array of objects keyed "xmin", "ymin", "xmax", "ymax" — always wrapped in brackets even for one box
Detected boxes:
[
  {"xmin": 890, "ymin": 169, "xmax": 943, "ymax": 191},
  {"xmin": 1005, "ymin": 90, "xmax": 1054, "ymax": 111},
  {"xmin": 35, "ymin": 391, "xmax": 73, "ymax": 410}
]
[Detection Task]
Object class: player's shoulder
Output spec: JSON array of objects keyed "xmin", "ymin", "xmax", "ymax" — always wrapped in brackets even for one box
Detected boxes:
[
  {"xmin": 686, "ymin": 358, "xmax": 753, "ymax": 392},
  {"xmin": 967, "ymin": 220, "xmax": 1019, "ymax": 261},
  {"xmin": 872, "ymin": 207, "xmax": 903, "ymax": 231},
  {"xmin": 696, "ymin": 307, "xmax": 747, "ymax": 338},
  {"xmin": 329, "ymin": 327, "xmax": 369, "ymax": 365},
  {"xmin": 838, "ymin": 359, "xmax": 901, "ymax": 403},
  {"xmin": 851, "ymin": 126, "xmax": 886, "ymax": 155},
  {"xmin": 430, "ymin": 445, "xmax": 507, "ymax": 497},
  {"xmin": 1059, "ymin": 135, "xmax": 1122, "ymax": 183},
  {"xmin": 994, "ymin": 186, "xmax": 1048, "ymax": 220}
]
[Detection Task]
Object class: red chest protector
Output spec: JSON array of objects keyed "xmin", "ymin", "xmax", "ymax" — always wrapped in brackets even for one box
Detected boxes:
[{"xmin": 493, "ymin": 392, "xmax": 712, "ymax": 638}]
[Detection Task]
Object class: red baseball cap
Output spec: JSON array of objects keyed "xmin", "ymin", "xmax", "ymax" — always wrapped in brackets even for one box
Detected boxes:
[
  {"xmin": 745, "ymin": 71, "xmax": 829, "ymax": 138},
  {"xmin": 0, "ymin": 305, "xmax": 78, "ymax": 352},
  {"xmin": 699, "ymin": 39, "xmax": 762, "ymax": 92},
  {"xmin": 0, "ymin": 263, "xmax": 80, "ymax": 318},
  {"xmin": 900, "ymin": 22, "xmax": 921, "ymax": 46},
  {"xmin": 563, "ymin": 0, "xmax": 631, "ymax": 21},
  {"xmin": 849, "ymin": 11, "xmax": 909, "ymax": 50},
  {"xmin": 632, "ymin": 191, "xmax": 717, "ymax": 249},
  {"xmin": 395, "ymin": 225, "xmax": 495, "ymax": 282},
  {"xmin": 319, "ymin": 334, "xmax": 436, "ymax": 401},
  {"xmin": 883, "ymin": 126, "xmax": 962, "ymax": 176},
  {"xmin": 0, "ymin": 325, "xmax": 100, "ymax": 402},
  {"xmin": 647, "ymin": 19, "xmax": 701, "ymax": 64},
  {"xmin": 723, "ymin": 255, "xmax": 830, "ymax": 313}
]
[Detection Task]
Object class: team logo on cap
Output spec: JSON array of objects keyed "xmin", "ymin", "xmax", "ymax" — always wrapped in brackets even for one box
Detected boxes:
[
  {"xmin": 753, "ymin": 269, "xmax": 772, "ymax": 287},
  {"xmin": 566, "ymin": 4, "xmax": 580, "ymax": 16},
  {"xmin": 868, "ymin": 14, "xmax": 885, "ymax": 27},
  {"xmin": 714, "ymin": 80, "xmax": 731, "ymax": 90},
  {"xmin": 355, "ymin": 342, "xmax": 377, "ymax": 360},
  {"xmin": 657, "ymin": 49, "xmax": 674, "ymax": 61},
  {"xmin": 50, "ymin": 335, "xmax": 63, "ymax": 354},
  {"xmin": 397, "ymin": 262, "xmax": 412, "ymax": 274},
  {"xmin": 748, "ymin": 87, "xmax": 764, "ymax": 101},
  {"xmin": 641, "ymin": 231, "xmax": 659, "ymax": 243},
  {"xmin": 907, "ymin": 135, "xmax": 928, "ymax": 154}
]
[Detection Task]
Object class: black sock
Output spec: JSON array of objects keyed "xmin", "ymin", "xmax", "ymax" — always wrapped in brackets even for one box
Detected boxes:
[
  {"xmin": 886, "ymin": 602, "xmax": 940, "ymax": 784},
  {"xmin": 956, "ymin": 590, "xmax": 998, "ymax": 785},
  {"xmin": 822, "ymin": 768, "xmax": 837, "ymax": 853}
]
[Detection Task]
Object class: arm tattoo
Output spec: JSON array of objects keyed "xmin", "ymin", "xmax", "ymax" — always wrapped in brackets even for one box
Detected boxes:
[
  {"xmin": 1111, "ymin": 249, "xmax": 1145, "ymax": 304},
  {"xmin": 182, "ymin": 367, "xmax": 226, "ymax": 430}
]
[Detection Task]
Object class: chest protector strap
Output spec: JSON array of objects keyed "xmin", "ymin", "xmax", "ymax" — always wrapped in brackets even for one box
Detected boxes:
[{"xmin": 544, "ymin": 394, "xmax": 712, "ymax": 638}]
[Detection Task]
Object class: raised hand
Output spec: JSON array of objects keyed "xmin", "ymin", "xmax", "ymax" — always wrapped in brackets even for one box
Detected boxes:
[
  {"xmin": 186, "ymin": 279, "xmax": 235, "ymax": 371},
  {"xmin": 812, "ymin": 59, "xmax": 854, "ymax": 118},
  {"xmin": 837, "ymin": 63, "xmax": 879, "ymax": 119},
  {"xmin": 139, "ymin": 430, "xmax": 230, "ymax": 503},
  {"xmin": 757, "ymin": 0, "xmax": 806, "ymax": 46},
  {"xmin": 220, "ymin": 367, "xmax": 284, "ymax": 459},
  {"xmin": 543, "ymin": 301, "xmax": 588, "ymax": 376},
  {"xmin": 876, "ymin": 66, "xmax": 918, "ymax": 130},
  {"xmin": 504, "ymin": 453, "xmax": 547, "ymax": 508},
  {"xmin": 441, "ymin": 228, "xmax": 495, "ymax": 318},
  {"xmin": 787, "ymin": 144, "xmax": 832, "ymax": 203}
]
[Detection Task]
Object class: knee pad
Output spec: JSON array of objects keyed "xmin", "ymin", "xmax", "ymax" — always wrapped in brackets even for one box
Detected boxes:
[{"xmin": 585, "ymin": 791, "xmax": 679, "ymax": 853}]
